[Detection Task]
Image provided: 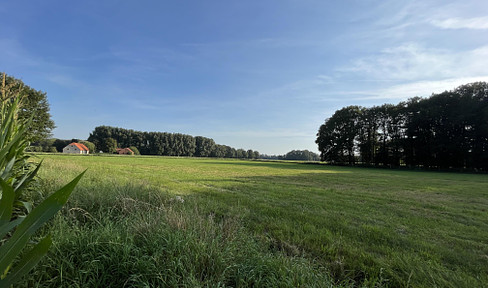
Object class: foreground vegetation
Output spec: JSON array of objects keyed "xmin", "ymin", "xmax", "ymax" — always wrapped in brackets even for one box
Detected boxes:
[{"xmin": 23, "ymin": 155, "xmax": 488, "ymax": 287}]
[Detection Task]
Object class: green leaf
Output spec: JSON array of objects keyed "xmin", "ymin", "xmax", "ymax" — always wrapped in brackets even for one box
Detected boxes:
[
  {"xmin": 14, "ymin": 161, "xmax": 42, "ymax": 194},
  {"xmin": 19, "ymin": 201, "xmax": 32, "ymax": 214},
  {"xmin": 0, "ymin": 217, "xmax": 23, "ymax": 240},
  {"xmin": 0, "ymin": 156, "xmax": 16, "ymax": 180},
  {"xmin": 0, "ymin": 235, "xmax": 52, "ymax": 287},
  {"xmin": 0, "ymin": 178, "xmax": 15, "ymax": 227},
  {"xmin": 0, "ymin": 170, "xmax": 85, "ymax": 274}
]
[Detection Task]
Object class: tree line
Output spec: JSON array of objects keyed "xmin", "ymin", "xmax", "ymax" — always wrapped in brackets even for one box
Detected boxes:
[
  {"xmin": 261, "ymin": 150, "xmax": 320, "ymax": 161},
  {"xmin": 316, "ymin": 82, "xmax": 488, "ymax": 171},
  {"xmin": 88, "ymin": 126, "xmax": 260, "ymax": 158}
]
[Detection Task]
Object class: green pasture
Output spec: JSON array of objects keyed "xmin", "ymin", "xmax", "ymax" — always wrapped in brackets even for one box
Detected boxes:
[{"xmin": 23, "ymin": 155, "xmax": 488, "ymax": 287}]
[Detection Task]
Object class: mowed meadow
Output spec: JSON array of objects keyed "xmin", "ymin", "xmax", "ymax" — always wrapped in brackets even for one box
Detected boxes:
[{"xmin": 23, "ymin": 154, "xmax": 488, "ymax": 287}]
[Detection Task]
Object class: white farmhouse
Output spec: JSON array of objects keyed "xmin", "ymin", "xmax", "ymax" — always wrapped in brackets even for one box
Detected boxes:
[{"xmin": 63, "ymin": 143, "xmax": 90, "ymax": 154}]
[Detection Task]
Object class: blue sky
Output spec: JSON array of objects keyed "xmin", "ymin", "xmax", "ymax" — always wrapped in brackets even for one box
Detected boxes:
[{"xmin": 1, "ymin": 0, "xmax": 487, "ymax": 154}]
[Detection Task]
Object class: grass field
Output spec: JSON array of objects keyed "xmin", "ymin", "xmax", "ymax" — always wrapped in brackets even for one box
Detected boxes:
[{"xmin": 21, "ymin": 154, "xmax": 488, "ymax": 287}]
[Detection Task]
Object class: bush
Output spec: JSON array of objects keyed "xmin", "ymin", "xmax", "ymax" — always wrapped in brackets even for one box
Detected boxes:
[{"xmin": 129, "ymin": 146, "xmax": 140, "ymax": 155}]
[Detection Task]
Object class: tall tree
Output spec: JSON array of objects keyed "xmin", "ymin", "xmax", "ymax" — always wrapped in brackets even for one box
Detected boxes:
[
  {"xmin": 316, "ymin": 106, "xmax": 361, "ymax": 164},
  {"xmin": 80, "ymin": 140, "xmax": 96, "ymax": 154},
  {"xmin": 1, "ymin": 73, "xmax": 55, "ymax": 142},
  {"xmin": 195, "ymin": 136, "xmax": 216, "ymax": 157},
  {"xmin": 317, "ymin": 82, "xmax": 488, "ymax": 170},
  {"xmin": 101, "ymin": 137, "xmax": 117, "ymax": 154},
  {"xmin": 357, "ymin": 106, "xmax": 379, "ymax": 165}
]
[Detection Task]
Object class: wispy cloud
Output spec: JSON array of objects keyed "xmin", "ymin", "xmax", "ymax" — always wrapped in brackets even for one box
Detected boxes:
[
  {"xmin": 254, "ymin": 74, "xmax": 338, "ymax": 103},
  {"xmin": 340, "ymin": 43, "xmax": 488, "ymax": 82},
  {"xmin": 0, "ymin": 38, "xmax": 42, "ymax": 67},
  {"xmin": 353, "ymin": 76, "xmax": 488, "ymax": 100},
  {"xmin": 431, "ymin": 16, "xmax": 488, "ymax": 29}
]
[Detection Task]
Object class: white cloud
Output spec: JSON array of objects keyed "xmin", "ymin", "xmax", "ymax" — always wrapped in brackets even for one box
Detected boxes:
[
  {"xmin": 354, "ymin": 76, "xmax": 488, "ymax": 100},
  {"xmin": 431, "ymin": 16, "xmax": 488, "ymax": 29},
  {"xmin": 340, "ymin": 43, "xmax": 488, "ymax": 82}
]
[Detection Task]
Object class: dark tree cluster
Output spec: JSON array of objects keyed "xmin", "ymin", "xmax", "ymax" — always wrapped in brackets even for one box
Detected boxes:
[
  {"xmin": 88, "ymin": 126, "xmax": 259, "ymax": 158},
  {"xmin": 260, "ymin": 150, "xmax": 319, "ymax": 161},
  {"xmin": 284, "ymin": 150, "xmax": 320, "ymax": 161},
  {"xmin": 316, "ymin": 82, "xmax": 488, "ymax": 171},
  {"xmin": 30, "ymin": 138, "xmax": 96, "ymax": 153},
  {"xmin": 28, "ymin": 138, "xmax": 58, "ymax": 153}
]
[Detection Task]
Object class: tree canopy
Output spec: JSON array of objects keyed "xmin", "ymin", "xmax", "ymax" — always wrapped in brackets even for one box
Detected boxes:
[
  {"xmin": 1, "ymin": 72, "xmax": 55, "ymax": 142},
  {"xmin": 316, "ymin": 82, "xmax": 488, "ymax": 171},
  {"xmin": 284, "ymin": 150, "xmax": 320, "ymax": 161}
]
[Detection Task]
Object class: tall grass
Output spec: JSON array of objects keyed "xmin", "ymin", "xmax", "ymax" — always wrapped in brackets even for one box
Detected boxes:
[{"xmin": 22, "ymin": 178, "xmax": 337, "ymax": 287}]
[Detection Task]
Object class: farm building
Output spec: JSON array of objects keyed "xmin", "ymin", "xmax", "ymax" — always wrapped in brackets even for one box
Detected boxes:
[
  {"xmin": 116, "ymin": 148, "xmax": 134, "ymax": 155},
  {"xmin": 63, "ymin": 143, "xmax": 90, "ymax": 154}
]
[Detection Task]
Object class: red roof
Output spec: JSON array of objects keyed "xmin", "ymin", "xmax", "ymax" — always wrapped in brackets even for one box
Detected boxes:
[
  {"xmin": 69, "ymin": 143, "xmax": 89, "ymax": 151},
  {"xmin": 116, "ymin": 147, "xmax": 134, "ymax": 154}
]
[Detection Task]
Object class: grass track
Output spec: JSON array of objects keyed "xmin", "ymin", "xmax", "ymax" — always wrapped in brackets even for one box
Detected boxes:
[{"xmin": 23, "ymin": 155, "xmax": 488, "ymax": 287}]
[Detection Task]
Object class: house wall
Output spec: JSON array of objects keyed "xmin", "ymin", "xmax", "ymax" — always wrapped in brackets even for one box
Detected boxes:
[{"xmin": 63, "ymin": 145, "xmax": 82, "ymax": 154}]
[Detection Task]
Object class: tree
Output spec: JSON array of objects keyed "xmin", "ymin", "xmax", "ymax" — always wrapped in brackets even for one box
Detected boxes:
[
  {"xmin": 195, "ymin": 136, "xmax": 215, "ymax": 157},
  {"xmin": 88, "ymin": 125, "xmax": 260, "ymax": 158},
  {"xmin": 317, "ymin": 82, "xmax": 488, "ymax": 170},
  {"xmin": 53, "ymin": 139, "xmax": 71, "ymax": 152},
  {"xmin": 30, "ymin": 138, "xmax": 56, "ymax": 152},
  {"xmin": 357, "ymin": 106, "xmax": 379, "ymax": 165},
  {"xmin": 1, "ymin": 72, "xmax": 55, "ymax": 142},
  {"xmin": 236, "ymin": 149, "xmax": 246, "ymax": 159},
  {"xmin": 224, "ymin": 146, "xmax": 236, "ymax": 158},
  {"xmin": 316, "ymin": 106, "xmax": 361, "ymax": 164},
  {"xmin": 80, "ymin": 140, "xmax": 96, "ymax": 154},
  {"xmin": 211, "ymin": 144, "xmax": 226, "ymax": 158},
  {"xmin": 253, "ymin": 151, "xmax": 260, "ymax": 159},
  {"xmin": 101, "ymin": 137, "xmax": 117, "ymax": 153},
  {"xmin": 129, "ymin": 146, "xmax": 140, "ymax": 155},
  {"xmin": 246, "ymin": 149, "xmax": 254, "ymax": 159},
  {"xmin": 284, "ymin": 150, "xmax": 320, "ymax": 161}
]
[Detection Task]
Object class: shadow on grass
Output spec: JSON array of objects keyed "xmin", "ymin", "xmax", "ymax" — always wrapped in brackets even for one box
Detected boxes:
[{"xmin": 201, "ymin": 160, "xmax": 353, "ymax": 172}]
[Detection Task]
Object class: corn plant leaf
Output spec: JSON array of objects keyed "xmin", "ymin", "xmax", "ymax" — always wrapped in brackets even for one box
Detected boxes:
[
  {"xmin": 0, "ymin": 235, "xmax": 52, "ymax": 287},
  {"xmin": 0, "ymin": 156, "xmax": 16, "ymax": 180},
  {"xmin": 0, "ymin": 177, "xmax": 15, "ymax": 226},
  {"xmin": 0, "ymin": 217, "xmax": 24, "ymax": 240},
  {"xmin": 0, "ymin": 171, "xmax": 85, "ymax": 274},
  {"xmin": 14, "ymin": 161, "xmax": 42, "ymax": 194},
  {"xmin": 0, "ymin": 122, "xmax": 28, "ymax": 163},
  {"xmin": 19, "ymin": 201, "xmax": 32, "ymax": 214}
]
